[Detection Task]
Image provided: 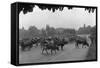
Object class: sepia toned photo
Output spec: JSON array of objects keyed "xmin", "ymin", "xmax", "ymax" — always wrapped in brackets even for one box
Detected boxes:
[{"xmin": 11, "ymin": 2, "xmax": 97, "ymax": 65}]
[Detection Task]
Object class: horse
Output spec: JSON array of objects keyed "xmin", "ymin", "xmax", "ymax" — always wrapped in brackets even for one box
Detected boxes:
[
  {"xmin": 53, "ymin": 37, "xmax": 68, "ymax": 50},
  {"xmin": 40, "ymin": 37, "xmax": 59, "ymax": 55},
  {"xmin": 42, "ymin": 43, "xmax": 59, "ymax": 55}
]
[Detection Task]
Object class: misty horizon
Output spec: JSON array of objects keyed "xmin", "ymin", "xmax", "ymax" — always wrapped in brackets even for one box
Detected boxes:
[{"xmin": 19, "ymin": 24, "xmax": 95, "ymax": 31}]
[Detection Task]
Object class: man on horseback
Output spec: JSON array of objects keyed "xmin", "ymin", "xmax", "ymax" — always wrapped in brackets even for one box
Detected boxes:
[{"xmin": 40, "ymin": 37, "xmax": 59, "ymax": 55}]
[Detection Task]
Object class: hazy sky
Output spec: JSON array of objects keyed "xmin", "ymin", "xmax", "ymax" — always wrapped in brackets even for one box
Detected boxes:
[{"xmin": 19, "ymin": 5, "xmax": 96, "ymax": 30}]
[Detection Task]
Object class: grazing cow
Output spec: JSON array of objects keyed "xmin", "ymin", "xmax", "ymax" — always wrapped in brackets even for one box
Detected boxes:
[
  {"xmin": 75, "ymin": 39, "xmax": 89, "ymax": 48},
  {"xmin": 89, "ymin": 35, "xmax": 96, "ymax": 46},
  {"xmin": 20, "ymin": 39, "xmax": 33, "ymax": 51},
  {"xmin": 19, "ymin": 37, "xmax": 40, "ymax": 51}
]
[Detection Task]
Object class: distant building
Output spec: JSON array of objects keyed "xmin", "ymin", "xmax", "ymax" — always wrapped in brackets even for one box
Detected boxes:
[{"xmin": 77, "ymin": 24, "xmax": 92, "ymax": 34}]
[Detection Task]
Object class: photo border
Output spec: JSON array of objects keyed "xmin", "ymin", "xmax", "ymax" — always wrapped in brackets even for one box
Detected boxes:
[{"xmin": 11, "ymin": 2, "xmax": 98, "ymax": 66}]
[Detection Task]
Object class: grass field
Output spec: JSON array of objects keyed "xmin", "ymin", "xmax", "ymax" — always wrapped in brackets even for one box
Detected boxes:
[{"xmin": 19, "ymin": 34, "xmax": 97, "ymax": 64}]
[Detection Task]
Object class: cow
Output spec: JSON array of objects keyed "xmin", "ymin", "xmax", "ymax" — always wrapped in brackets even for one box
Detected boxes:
[
  {"xmin": 19, "ymin": 39, "xmax": 33, "ymax": 51},
  {"xmin": 75, "ymin": 39, "xmax": 89, "ymax": 48},
  {"xmin": 19, "ymin": 37, "xmax": 40, "ymax": 51}
]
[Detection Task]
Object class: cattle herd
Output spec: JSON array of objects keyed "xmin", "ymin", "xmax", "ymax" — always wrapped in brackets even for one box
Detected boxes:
[{"xmin": 19, "ymin": 36, "xmax": 90, "ymax": 55}]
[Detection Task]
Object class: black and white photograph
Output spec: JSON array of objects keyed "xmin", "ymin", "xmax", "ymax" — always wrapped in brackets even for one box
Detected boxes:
[{"xmin": 11, "ymin": 2, "xmax": 97, "ymax": 65}]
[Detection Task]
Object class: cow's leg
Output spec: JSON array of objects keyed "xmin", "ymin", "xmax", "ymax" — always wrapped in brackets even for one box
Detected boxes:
[
  {"xmin": 87, "ymin": 43, "xmax": 89, "ymax": 47},
  {"xmin": 41, "ymin": 45, "xmax": 43, "ymax": 49},
  {"xmin": 28, "ymin": 46, "xmax": 30, "ymax": 51},
  {"xmin": 28, "ymin": 45, "xmax": 32, "ymax": 51},
  {"xmin": 75, "ymin": 43, "xmax": 77, "ymax": 48},
  {"xmin": 46, "ymin": 49, "xmax": 49, "ymax": 55},
  {"xmin": 82, "ymin": 44, "xmax": 84, "ymax": 48},
  {"xmin": 76, "ymin": 43, "xmax": 79, "ymax": 48},
  {"xmin": 51, "ymin": 49, "xmax": 53, "ymax": 55},
  {"xmin": 42, "ymin": 48, "xmax": 44, "ymax": 54},
  {"xmin": 61, "ymin": 45, "xmax": 63, "ymax": 50},
  {"xmin": 35, "ymin": 43, "xmax": 38, "ymax": 47},
  {"xmin": 54, "ymin": 50, "xmax": 56, "ymax": 54},
  {"xmin": 21, "ymin": 46, "xmax": 25, "ymax": 51}
]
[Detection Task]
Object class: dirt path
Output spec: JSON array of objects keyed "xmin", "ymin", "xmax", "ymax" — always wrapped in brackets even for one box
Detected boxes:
[
  {"xmin": 49, "ymin": 43, "xmax": 89, "ymax": 62},
  {"xmin": 19, "ymin": 42, "xmax": 90, "ymax": 64}
]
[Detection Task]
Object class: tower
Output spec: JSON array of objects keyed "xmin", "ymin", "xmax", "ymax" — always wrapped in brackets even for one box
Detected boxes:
[{"xmin": 84, "ymin": 24, "xmax": 86, "ymax": 29}]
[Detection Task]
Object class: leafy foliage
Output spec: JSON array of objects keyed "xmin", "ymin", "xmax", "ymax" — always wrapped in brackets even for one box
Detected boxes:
[
  {"xmin": 19, "ymin": 25, "xmax": 77, "ymax": 39},
  {"xmin": 18, "ymin": 3, "xmax": 96, "ymax": 14},
  {"xmin": 77, "ymin": 25, "xmax": 92, "ymax": 34}
]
